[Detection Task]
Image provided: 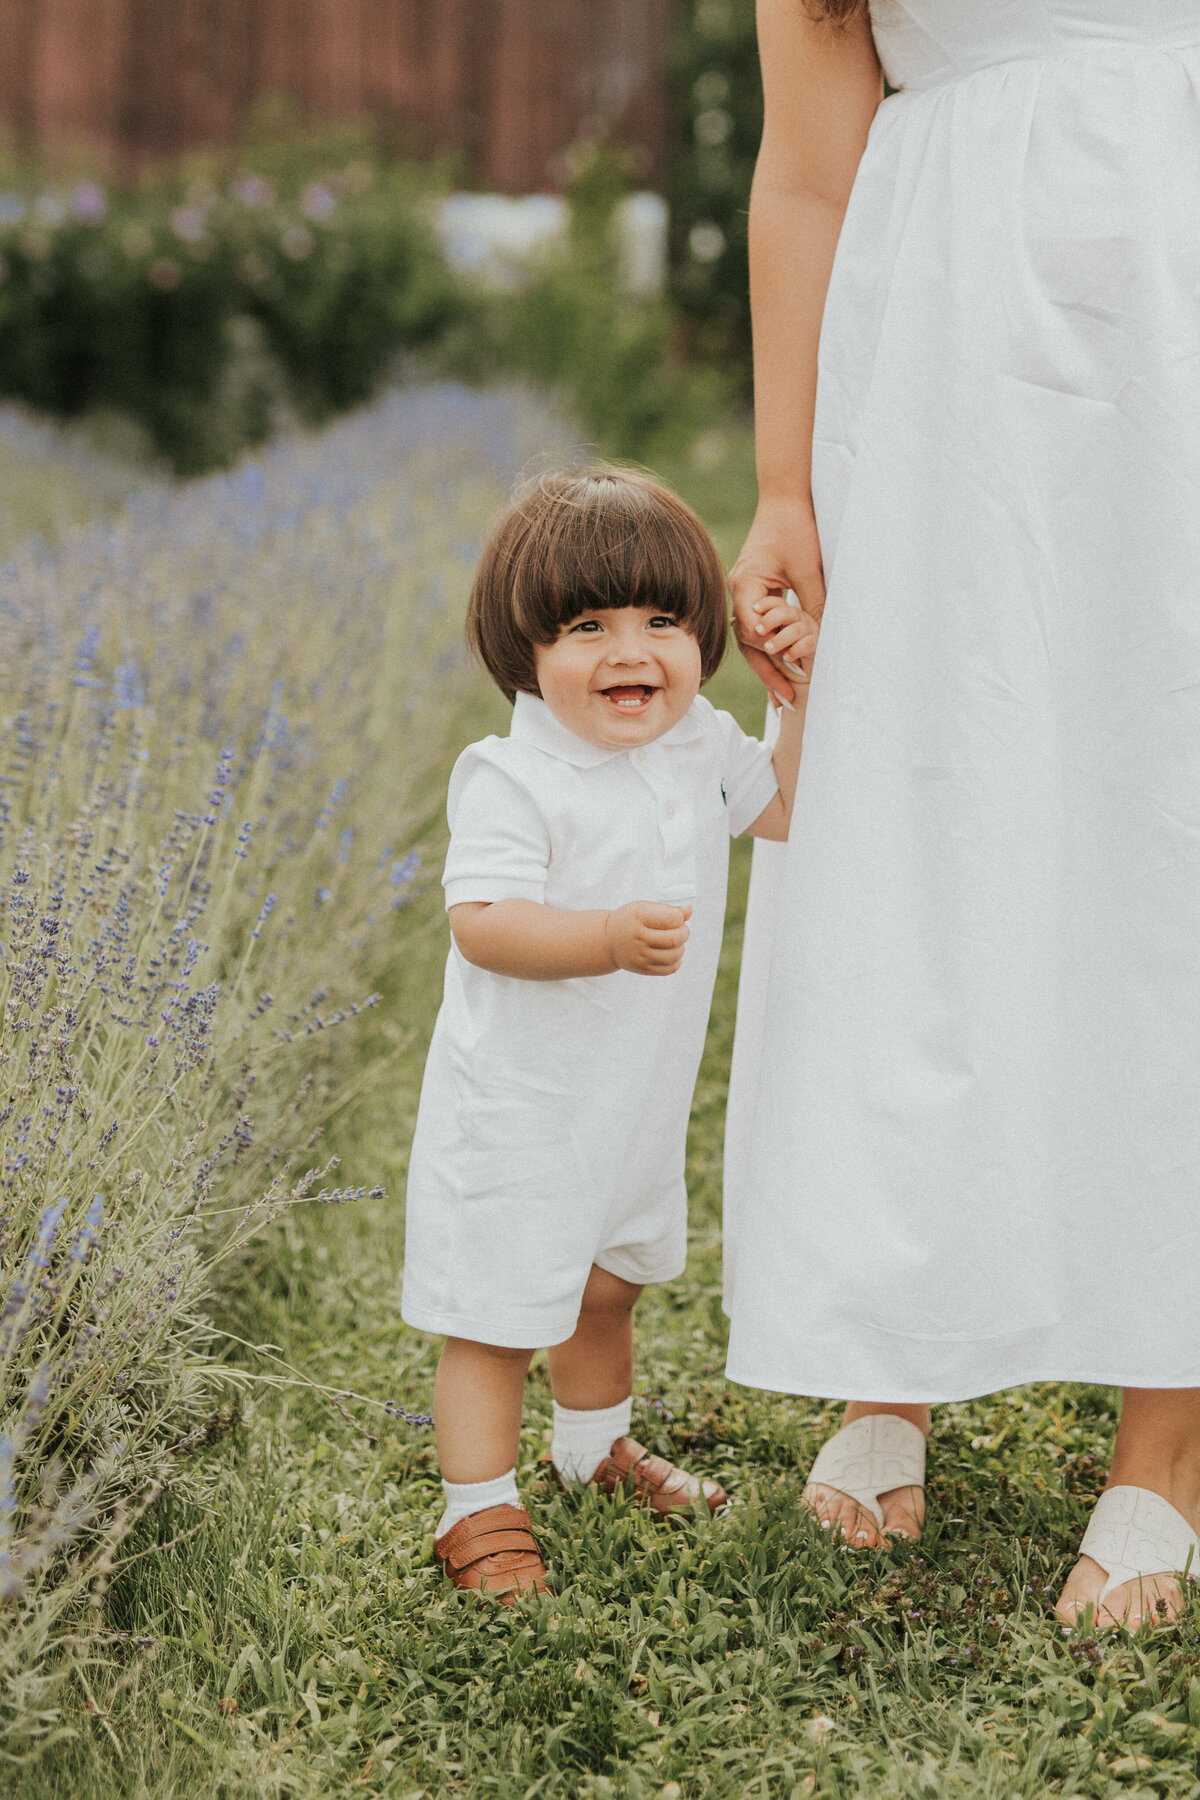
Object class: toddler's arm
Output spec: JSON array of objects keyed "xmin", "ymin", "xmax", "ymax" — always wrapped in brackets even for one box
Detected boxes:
[
  {"xmin": 450, "ymin": 898, "xmax": 693, "ymax": 980},
  {"xmin": 742, "ymin": 592, "xmax": 816, "ymax": 841}
]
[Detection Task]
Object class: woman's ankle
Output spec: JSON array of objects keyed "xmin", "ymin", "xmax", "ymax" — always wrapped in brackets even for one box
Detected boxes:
[
  {"xmin": 1108, "ymin": 1389, "xmax": 1200, "ymax": 1524},
  {"xmin": 842, "ymin": 1400, "xmax": 932, "ymax": 1438}
]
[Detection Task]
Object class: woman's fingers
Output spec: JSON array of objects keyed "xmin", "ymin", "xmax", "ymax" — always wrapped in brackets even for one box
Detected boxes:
[{"xmin": 742, "ymin": 640, "xmax": 796, "ymax": 706}]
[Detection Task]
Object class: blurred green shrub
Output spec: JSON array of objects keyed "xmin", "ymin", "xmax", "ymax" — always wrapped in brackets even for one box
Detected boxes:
[
  {"xmin": 667, "ymin": 0, "xmax": 759, "ymax": 379},
  {"xmin": 440, "ymin": 144, "xmax": 732, "ymax": 463},
  {"xmin": 0, "ymin": 145, "xmax": 458, "ymax": 474}
]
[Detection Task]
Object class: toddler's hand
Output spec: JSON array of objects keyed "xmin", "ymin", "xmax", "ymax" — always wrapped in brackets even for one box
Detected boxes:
[
  {"xmin": 749, "ymin": 595, "xmax": 819, "ymax": 680},
  {"xmin": 605, "ymin": 901, "xmax": 692, "ymax": 976}
]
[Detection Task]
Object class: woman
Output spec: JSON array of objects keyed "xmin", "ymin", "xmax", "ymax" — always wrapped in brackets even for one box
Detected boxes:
[{"xmin": 724, "ymin": 0, "xmax": 1200, "ymax": 1627}]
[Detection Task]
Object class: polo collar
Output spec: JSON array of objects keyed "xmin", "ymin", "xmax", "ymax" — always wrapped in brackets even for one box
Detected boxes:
[{"xmin": 510, "ymin": 691, "xmax": 705, "ymax": 766}]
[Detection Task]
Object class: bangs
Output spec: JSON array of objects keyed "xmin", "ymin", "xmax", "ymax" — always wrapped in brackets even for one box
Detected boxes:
[
  {"xmin": 466, "ymin": 466, "xmax": 728, "ymax": 704},
  {"xmin": 509, "ymin": 475, "xmax": 717, "ymax": 643}
]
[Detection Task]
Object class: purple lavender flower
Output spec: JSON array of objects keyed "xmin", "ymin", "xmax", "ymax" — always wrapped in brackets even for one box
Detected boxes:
[
  {"xmin": 250, "ymin": 893, "xmax": 277, "ymax": 940},
  {"xmin": 113, "ymin": 662, "xmax": 144, "ymax": 710},
  {"xmin": 74, "ymin": 626, "xmax": 101, "ymax": 688}
]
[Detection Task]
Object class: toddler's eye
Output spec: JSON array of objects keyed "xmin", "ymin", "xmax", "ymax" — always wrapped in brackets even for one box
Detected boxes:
[
  {"xmin": 649, "ymin": 615, "xmax": 678, "ymax": 629},
  {"xmin": 568, "ymin": 618, "xmax": 602, "ymax": 634}
]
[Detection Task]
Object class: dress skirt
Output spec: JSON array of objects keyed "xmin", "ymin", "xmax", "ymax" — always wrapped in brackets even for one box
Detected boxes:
[{"xmin": 724, "ymin": 7, "xmax": 1200, "ymax": 1401}]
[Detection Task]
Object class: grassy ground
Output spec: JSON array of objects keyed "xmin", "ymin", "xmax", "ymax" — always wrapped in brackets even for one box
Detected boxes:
[{"xmin": 10, "ymin": 426, "xmax": 1200, "ymax": 1800}]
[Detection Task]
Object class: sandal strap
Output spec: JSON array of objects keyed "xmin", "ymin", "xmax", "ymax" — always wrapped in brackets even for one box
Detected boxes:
[
  {"xmin": 595, "ymin": 1439, "xmax": 678, "ymax": 1494},
  {"xmin": 588, "ymin": 1437, "xmax": 727, "ymax": 1515},
  {"xmin": 435, "ymin": 1504, "xmax": 542, "ymax": 1573},
  {"xmin": 807, "ymin": 1416, "xmax": 927, "ymax": 1528},
  {"xmin": 1079, "ymin": 1486, "xmax": 1200, "ymax": 1606}
]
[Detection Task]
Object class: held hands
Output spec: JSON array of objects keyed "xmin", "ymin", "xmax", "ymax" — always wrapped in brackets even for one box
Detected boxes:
[
  {"xmin": 730, "ymin": 500, "xmax": 825, "ymax": 705},
  {"xmin": 604, "ymin": 901, "xmax": 692, "ymax": 976},
  {"xmin": 749, "ymin": 597, "xmax": 819, "ymax": 698}
]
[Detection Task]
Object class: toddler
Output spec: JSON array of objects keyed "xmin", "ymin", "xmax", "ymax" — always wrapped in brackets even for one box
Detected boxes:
[{"xmin": 402, "ymin": 466, "xmax": 815, "ymax": 1602}]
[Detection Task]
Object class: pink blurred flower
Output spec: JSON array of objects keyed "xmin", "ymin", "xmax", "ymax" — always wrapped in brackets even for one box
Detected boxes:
[
  {"xmin": 171, "ymin": 207, "xmax": 206, "ymax": 244},
  {"xmin": 281, "ymin": 225, "xmax": 314, "ymax": 261},
  {"xmin": 231, "ymin": 174, "xmax": 275, "ymax": 208},
  {"xmin": 72, "ymin": 182, "xmax": 107, "ymax": 223},
  {"xmin": 300, "ymin": 182, "xmax": 336, "ymax": 220}
]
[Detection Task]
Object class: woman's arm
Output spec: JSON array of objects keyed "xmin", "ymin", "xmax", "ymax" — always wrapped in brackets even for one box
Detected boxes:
[{"xmin": 731, "ymin": 1, "xmax": 881, "ymax": 704}]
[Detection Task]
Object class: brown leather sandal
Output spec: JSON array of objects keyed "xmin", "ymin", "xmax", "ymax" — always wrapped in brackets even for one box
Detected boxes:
[
  {"xmin": 585, "ymin": 1436, "xmax": 728, "ymax": 1519},
  {"xmin": 434, "ymin": 1503, "xmax": 553, "ymax": 1605}
]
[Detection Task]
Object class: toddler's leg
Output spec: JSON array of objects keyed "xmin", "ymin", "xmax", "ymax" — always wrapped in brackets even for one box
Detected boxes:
[
  {"xmin": 546, "ymin": 1266, "xmax": 726, "ymax": 1517},
  {"xmin": 432, "ymin": 1338, "xmax": 550, "ymax": 1603},
  {"xmin": 434, "ymin": 1337, "xmax": 532, "ymax": 1530},
  {"xmin": 546, "ymin": 1266, "xmax": 641, "ymax": 1482}
]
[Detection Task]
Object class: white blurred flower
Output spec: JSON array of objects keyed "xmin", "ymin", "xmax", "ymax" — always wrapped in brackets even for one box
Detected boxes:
[
  {"xmin": 694, "ymin": 106, "xmax": 733, "ymax": 147},
  {"xmin": 688, "ymin": 221, "xmax": 726, "ymax": 264}
]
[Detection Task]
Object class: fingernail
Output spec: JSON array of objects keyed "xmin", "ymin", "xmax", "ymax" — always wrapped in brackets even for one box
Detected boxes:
[
  {"xmin": 755, "ymin": 625, "xmax": 766, "ymax": 635},
  {"xmin": 777, "ymin": 696, "xmax": 796, "ymax": 713},
  {"xmin": 781, "ymin": 660, "xmax": 804, "ymax": 676}
]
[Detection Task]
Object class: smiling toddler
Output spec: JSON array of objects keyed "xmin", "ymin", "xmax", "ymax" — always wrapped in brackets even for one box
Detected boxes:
[{"xmin": 401, "ymin": 466, "xmax": 815, "ymax": 1603}]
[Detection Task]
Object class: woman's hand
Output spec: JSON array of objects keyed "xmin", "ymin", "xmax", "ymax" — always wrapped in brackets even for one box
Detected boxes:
[{"xmin": 730, "ymin": 498, "xmax": 826, "ymax": 706}]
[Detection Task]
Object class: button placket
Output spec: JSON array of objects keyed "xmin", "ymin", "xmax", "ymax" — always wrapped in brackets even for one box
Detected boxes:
[{"xmin": 629, "ymin": 742, "xmax": 696, "ymax": 904}]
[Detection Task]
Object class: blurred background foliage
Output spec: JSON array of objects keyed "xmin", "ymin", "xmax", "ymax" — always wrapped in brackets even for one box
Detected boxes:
[
  {"xmin": 668, "ymin": 0, "xmax": 759, "ymax": 378},
  {"xmin": 0, "ymin": 0, "xmax": 761, "ymax": 476}
]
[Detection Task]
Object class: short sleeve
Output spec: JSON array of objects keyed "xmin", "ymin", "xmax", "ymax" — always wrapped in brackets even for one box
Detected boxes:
[
  {"xmin": 443, "ymin": 743, "xmax": 551, "ymax": 909},
  {"xmin": 709, "ymin": 706, "xmax": 779, "ymax": 837}
]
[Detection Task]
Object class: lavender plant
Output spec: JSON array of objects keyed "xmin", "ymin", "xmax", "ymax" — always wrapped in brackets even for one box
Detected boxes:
[{"xmin": 0, "ymin": 382, "xmax": 563, "ymax": 1744}]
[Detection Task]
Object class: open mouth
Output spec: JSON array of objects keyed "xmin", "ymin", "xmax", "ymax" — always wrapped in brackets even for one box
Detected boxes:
[{"xmin": 599, "ymin": 683, "xmax": 658, "ymax": 711}]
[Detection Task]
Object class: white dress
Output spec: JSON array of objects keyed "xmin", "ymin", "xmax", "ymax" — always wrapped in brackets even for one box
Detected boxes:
[
  {"xmin": 403, "ymin": 693, "xmax": 776, "ymax": 1350},
  {"xmin": 725, "ymin": 0, "xmax": 1200, "ymax": 1403}
]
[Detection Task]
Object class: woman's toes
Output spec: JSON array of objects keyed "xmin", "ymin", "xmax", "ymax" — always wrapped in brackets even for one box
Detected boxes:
[
  {"xmin": 1054, "ymin": 1557, "xmax": 1183, "ymax": 1630},
  {"xmin": 1054, "ymin": 1555, "xmax": 1104, "ymax": 1627},
  {"xmin": 802, "ymin": 1482, "xmax": 885, "ymax": 1547},
  {"xmin": 1097, "ymin": 1574, "xmax": 1184, "ymax": 1630},
  {"xmin": 878, "ymin": 1483, "xmax": 925, "ymax": 1543}
]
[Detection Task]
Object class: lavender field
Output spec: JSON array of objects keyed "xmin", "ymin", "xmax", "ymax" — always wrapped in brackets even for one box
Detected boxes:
[{"xmin": 0, "ymin": 385, "xmax": 562, "ymax": 1750}]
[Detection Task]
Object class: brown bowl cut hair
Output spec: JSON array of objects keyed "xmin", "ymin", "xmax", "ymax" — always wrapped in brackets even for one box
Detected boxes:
[{"xmin": 466, "ymin": 466, "xmax": 729, "ymax": 704}]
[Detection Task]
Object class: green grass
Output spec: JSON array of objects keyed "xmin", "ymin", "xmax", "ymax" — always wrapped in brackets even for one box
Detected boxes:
[{"xmin": 10, "ymin": 424, "xmax": 1200, "ymax": 1800}]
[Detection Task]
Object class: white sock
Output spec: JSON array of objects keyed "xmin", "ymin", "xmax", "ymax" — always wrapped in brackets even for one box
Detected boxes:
[
  {"xmin": 551, "ymin": 1395, "xmax": 633, "ymax": 1485},
  {"xmin": 435, "ymin": 1467, "xmax": 521, "ymax": 1540}
]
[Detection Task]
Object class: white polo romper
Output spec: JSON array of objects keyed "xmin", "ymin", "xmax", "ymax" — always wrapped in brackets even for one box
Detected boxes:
[{"xmin": 402, "ymin": 691, "xmax": 778, "ymax": 1349}]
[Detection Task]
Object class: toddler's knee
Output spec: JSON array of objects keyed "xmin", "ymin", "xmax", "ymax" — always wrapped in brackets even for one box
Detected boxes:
[
  {"xmin": 579, "ymin": 1266, "xmax": 642, "ymax": 1319},
  {"xmin": 442, "ymin": 1336, "xmax": 532, "ymax": 1370}
]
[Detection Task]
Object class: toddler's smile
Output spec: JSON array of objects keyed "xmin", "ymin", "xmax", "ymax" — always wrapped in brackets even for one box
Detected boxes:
[{"xmin": 534, "ymin": 607, "xmax": 703, "ymax": 749}]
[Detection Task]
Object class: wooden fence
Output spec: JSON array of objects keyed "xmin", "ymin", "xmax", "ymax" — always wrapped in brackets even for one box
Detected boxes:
[{"xmin": 0, "ymin": 0, "xmax": 674, "ymax": 191}]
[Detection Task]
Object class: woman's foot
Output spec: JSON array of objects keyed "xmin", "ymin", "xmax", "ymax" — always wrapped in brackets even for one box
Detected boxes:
[
  {"xmin": 1056, "ymin": 1388, "xmax": 1200, "ymax": 1630},
  {"xmin": 802, "ymin": 1402, "xmax": 930, "ymax": 1547}
]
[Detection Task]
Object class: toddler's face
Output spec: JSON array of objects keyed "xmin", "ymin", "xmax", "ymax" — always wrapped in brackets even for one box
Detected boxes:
[{"xmin": 533, "ymin": 606, "xmax": 703, "ymax": 749}]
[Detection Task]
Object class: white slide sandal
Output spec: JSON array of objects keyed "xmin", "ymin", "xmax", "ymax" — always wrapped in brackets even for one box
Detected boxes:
[
  {"xmin": 1077, "ymin": 1486, "xmax": 1200, "ymax": 1620},
  {"xmin": 805, "ymin": 1414, "xmax": 927, "ymax": 1532}
]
